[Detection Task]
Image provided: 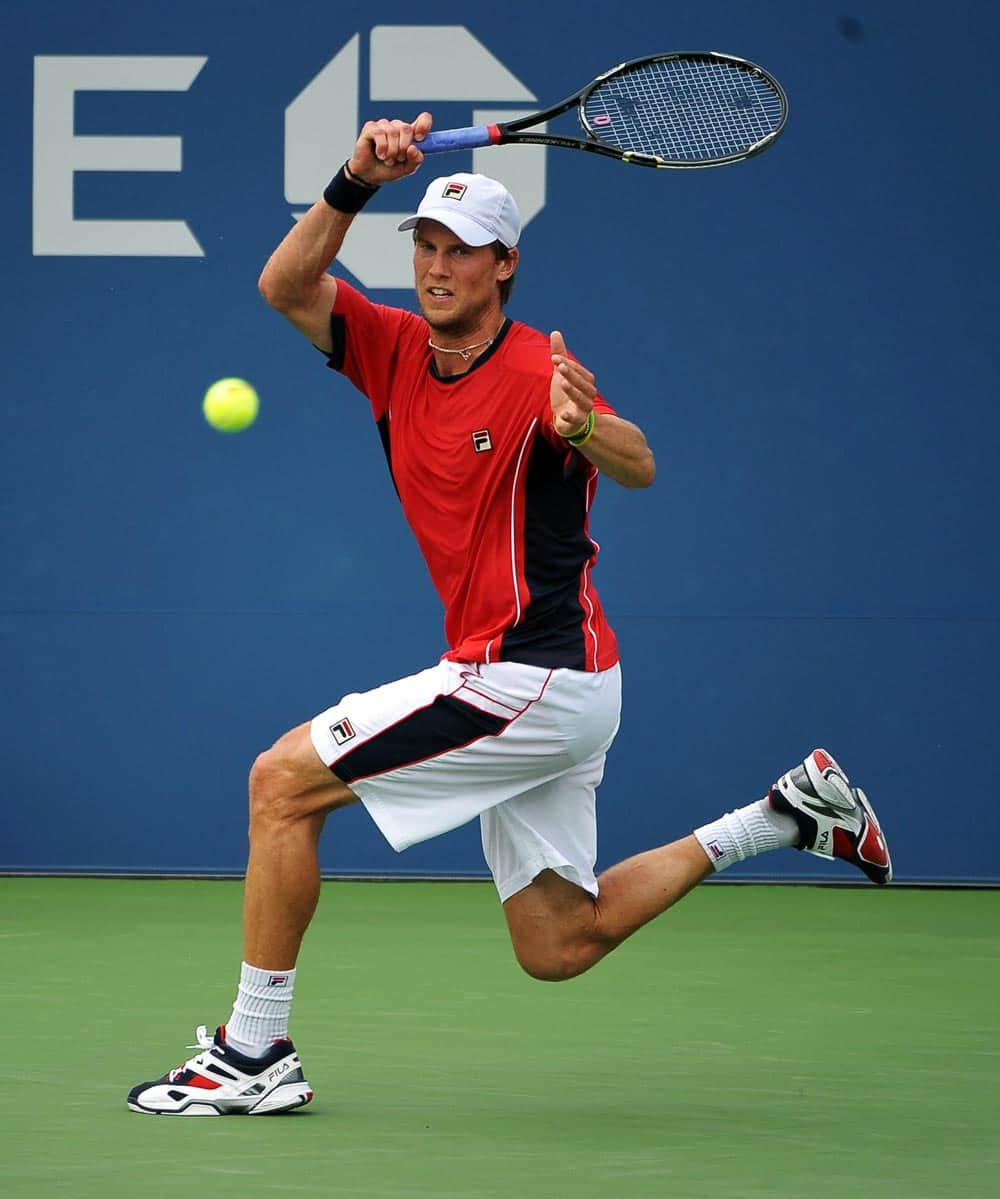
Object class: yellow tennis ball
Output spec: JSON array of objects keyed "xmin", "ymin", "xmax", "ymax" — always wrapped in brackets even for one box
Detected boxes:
[{"xmin": 202, "ymin": 377, "xmax": 259, "ymax": 433}]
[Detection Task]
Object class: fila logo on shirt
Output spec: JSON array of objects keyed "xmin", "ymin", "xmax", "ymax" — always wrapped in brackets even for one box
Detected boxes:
[
  {"xmin": 472, "ymin": 429, "xmax": 493, "ymax": 453},
  {"xmin": 330, "ymin": 718, "xmax": 356, "ymax": 745},
  {"xmin": 442, "ymin": 181, "xmax": 468, "ymax": 200}
]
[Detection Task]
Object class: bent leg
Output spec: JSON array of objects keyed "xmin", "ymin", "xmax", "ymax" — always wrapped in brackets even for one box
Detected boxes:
[
  {"xmin": 244, "ymin": 721, "xmax": 358, "ymax": 969},
  {"xmin": 502, "ymin": 835, "xmax": 712, "ymax": 981}
]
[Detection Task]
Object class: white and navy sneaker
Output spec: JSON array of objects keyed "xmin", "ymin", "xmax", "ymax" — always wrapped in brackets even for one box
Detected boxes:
[
  {"xmin": 770, "ymin": 748, "xmax": 892, "ymax": 885},
  {"xmin": 127, "ymin": 1025, "xmax": 313, "ymax": 1116}
]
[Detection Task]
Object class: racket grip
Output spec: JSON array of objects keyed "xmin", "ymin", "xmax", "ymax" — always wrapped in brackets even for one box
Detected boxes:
[{"xmin": 419, "ymin": 126, "xmax": 497, "ymax": 154}]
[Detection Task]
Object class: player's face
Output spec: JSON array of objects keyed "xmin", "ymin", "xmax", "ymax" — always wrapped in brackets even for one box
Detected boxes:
[{"xmin": 412, "ymin": 220, "xmax": 514, "ymax": 336}]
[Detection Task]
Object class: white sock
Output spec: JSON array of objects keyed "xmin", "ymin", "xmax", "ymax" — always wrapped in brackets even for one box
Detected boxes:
[
  {"xmin": 693, "ymin": 796, "xmax": 799, "ymax": 873},
  {"xmin": 225, "ymin": 961, "xmax": 297, "ymax": 1057}
]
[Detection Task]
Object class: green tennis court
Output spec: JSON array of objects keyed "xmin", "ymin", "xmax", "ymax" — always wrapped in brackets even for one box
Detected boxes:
[{"xmin": 2, "ymin": 879, "xmax": 997, "ymax": 1198}]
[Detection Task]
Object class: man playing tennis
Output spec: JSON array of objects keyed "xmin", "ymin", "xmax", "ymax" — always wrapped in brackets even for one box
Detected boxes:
[{"xmin": 127, "ymin": 112, "xmax": 892, "ymax": 1116}]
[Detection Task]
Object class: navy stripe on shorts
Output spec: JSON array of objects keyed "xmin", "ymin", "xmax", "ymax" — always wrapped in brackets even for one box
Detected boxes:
[{"xmin": 331, "ymin": 694, "xmax": 509, "ymax": 785}]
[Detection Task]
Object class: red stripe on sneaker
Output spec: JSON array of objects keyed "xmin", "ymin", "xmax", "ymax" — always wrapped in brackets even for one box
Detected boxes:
[
  {"xmin": 187, "ymin": 1074, "xmax": 222, "ymax": 1090},
  {"xmin": 859, "ymin": 816, "xmax": 890, "ymax": 867},
  {"xmin": 813, "ymin": 749, "xmax": 835, "ymax": 774},
  {"xmin": 832, "ymin": 827, "xmax": 855, "ymax": 860}
]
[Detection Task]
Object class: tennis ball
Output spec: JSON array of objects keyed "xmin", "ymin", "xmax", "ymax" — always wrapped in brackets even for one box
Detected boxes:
[{"xmin": 202, "ymin": 377, "xmax": 259, "ymax": 433}]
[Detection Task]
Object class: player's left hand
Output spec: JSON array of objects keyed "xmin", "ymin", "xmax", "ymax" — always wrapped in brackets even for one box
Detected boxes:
[{"xmin": 549, "ymin": 330, "xmax": 596, "ymax": 439}]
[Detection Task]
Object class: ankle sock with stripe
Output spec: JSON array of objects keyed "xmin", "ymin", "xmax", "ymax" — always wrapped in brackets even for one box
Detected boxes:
[
  {"xmin": 693, "ymin": 795, "xmax": 799, "ymax": 873},
  {"xmin": 225, "ymin": 961, "xmax": 296, "ymax": 1058}
]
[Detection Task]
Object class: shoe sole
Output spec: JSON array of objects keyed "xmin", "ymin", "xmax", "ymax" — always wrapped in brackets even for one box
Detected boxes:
[{"xmin": 127, "ymin": 1082, "xmax": 314, "ymax": 1116}]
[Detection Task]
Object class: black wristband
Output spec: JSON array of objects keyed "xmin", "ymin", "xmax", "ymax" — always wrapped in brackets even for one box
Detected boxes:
[{"xmin": 323, "ymin": 162, "xmax": 380, "ymax": 214}]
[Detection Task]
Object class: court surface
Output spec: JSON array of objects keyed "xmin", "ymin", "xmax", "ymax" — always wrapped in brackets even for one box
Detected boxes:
[{"xmin": 2, "ymin": 878, "xmax": 997, "ymax": 1198}]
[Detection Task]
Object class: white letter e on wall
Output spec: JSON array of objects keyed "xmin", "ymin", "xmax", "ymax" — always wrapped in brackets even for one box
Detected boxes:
[{"xmin": 33, "ymin": 56, "xmax": 207, "ymax": 257}]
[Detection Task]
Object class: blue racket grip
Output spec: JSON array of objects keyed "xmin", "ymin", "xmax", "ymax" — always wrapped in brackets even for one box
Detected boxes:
[{"xmin": 419, "ymin": 126, "xmax": 496, "ymax": 155}]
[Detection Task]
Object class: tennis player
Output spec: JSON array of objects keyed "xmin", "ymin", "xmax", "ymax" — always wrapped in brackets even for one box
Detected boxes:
[{"xmin": 127, "ymin": 113, "xmax": 892, "ymax": 1116}]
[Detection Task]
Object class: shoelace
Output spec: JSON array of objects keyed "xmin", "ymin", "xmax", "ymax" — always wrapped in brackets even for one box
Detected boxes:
[
  {"xmin": 168, "ymin": 1025, "xmax": 217, "ymax": 1082},
  {"xmin": 187, "ymin": 1025, "xmax": 214, "ymax": 1051}
]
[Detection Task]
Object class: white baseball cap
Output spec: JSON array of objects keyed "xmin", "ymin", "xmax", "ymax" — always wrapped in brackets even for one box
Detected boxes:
[{"xmin": 397, "ymin": 173, "xmax": 521, "ymax": 248}]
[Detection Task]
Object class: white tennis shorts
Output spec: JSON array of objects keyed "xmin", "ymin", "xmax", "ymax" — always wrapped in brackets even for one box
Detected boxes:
[{"xmin": 309, "ymin": 659, "xmax": 622, "ymax": 901}]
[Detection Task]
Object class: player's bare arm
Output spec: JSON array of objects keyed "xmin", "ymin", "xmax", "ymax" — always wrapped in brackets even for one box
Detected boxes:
[
  {"xmin": 258, "ymin": 113, "xmax": 434, "ymax": 350},
  {"xmin": 549, "ymin": 330, "xmax": 655, "ymax": 489}
]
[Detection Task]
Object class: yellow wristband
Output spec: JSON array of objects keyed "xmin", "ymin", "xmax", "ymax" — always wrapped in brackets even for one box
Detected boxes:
[{"xmin": 564, "ymin": 410, "xmax": 596, "ymax": 447}]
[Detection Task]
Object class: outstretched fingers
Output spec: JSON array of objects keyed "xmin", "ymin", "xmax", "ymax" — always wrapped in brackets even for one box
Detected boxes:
[{"xmin": 550, "ymin": 330, "xmax": 598, "ymax": 438}]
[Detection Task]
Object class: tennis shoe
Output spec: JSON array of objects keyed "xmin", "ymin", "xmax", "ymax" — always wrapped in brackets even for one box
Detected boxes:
[
  {"xmin": 770, "ymin": 748, "xmax": 892, "ymax": 885},
  {"xmin": 127, "ymin": 1024, "xmax": 313, "ymax": 1116}
]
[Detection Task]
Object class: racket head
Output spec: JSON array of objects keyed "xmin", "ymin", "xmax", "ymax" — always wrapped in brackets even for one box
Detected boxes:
[{"xmin": 578, "ymin": 51, "xmax": 788, "ymax": 168}]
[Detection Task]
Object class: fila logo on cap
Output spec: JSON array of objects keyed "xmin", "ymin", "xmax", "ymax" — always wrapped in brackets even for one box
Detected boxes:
[{"xmin": 442, "ymin": 181, "xmax": 468, "ymax": 200}]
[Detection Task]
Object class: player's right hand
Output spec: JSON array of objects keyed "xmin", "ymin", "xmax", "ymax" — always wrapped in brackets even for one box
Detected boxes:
[{"xmin": 348, "ymin": 113, "xmax": 433, "ymax": 187}]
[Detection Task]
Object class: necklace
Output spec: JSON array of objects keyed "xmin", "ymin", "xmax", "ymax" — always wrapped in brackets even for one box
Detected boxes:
[{"xmin": 428, "ymin": 318, "xmax": 506, "ymax": 363}]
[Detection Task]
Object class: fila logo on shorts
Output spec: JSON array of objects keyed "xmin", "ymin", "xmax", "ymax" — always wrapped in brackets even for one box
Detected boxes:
[
  {"xmin": 330, "ymin": 718, "xmax": 356, "ymax": 745},
  {"xmin": 442, "ymin": 181, "xmax": 467, "ymax": 200},
  {"xmin": 472, "ymin": 429, "xmax": 493, "ymax": 453}
]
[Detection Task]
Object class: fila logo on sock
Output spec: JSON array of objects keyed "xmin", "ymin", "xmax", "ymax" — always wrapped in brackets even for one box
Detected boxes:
[
  {"xmin": 706, "ymin": 840, "xmax": 726, "ymax": 861},
  {"xmin": 330, "ymin": 718, "xmax": 356, "ymax": 745},
  {"xmin": 268, "ymin": 974, "xmax": 289, "ymax": 987},
  {"xmin": 442, "ymin": 181, "xmax": 467, "ymax": 200},
  {"xmin": 472, "ymin": 429, "xmax": 493, "ymax": 453}
]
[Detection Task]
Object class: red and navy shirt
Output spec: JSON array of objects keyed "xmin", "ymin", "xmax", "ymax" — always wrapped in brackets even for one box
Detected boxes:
[{"xmin": 325, "ymin": 279, "xmax": 619, "ymax": 672}]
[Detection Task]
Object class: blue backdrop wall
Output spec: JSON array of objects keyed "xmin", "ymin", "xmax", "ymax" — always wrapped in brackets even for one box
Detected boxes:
[{"xmin": 3, "ymin": 1, "xmax": 998, "ymax": 882}]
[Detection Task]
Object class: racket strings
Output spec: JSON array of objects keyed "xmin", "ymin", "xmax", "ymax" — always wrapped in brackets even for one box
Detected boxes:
[{"xmin": 583, "ymin": 58, "xmax": 784, "ymax": 162}]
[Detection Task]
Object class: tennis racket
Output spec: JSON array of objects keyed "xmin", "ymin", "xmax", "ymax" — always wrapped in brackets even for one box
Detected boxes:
[{"xmin": 418, "ymin": 51, "xmax": 787, "ymax": 169}]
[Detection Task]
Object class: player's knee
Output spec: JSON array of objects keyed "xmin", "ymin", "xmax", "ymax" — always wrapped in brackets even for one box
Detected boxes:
[
  {"xmin": 513, "ymin": 940, "xmax": 590, "ymax": 983},
  {"xmin": 248, "ymin": 746, "xmax": 303, "ymax": 824}
]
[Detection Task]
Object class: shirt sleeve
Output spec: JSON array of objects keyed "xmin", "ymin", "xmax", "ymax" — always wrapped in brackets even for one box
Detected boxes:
[{"xmin": 322, "ymin": 278, "xmax": 424, "ymax": 420}]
